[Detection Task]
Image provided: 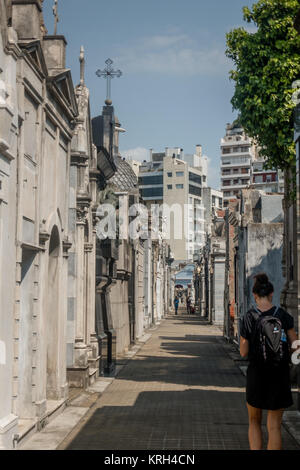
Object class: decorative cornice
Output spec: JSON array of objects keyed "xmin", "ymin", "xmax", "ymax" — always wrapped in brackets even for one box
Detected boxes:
[
  {"xmin": 76, "ymin": 206, "xmax": 89, "ymax": 223},
  {"xmin": 0, "ymin": 139, "xmax": 15, "ymax": 161},
  {"xmin": 62, "ymin": 238, "xmax": 72, "ymax": 257},
  {"xmin": 71, "ymin": 152, "xmax": 89, "ymax": 166},
  {"xmin": 116, "ymin": 269, "xmax": 130, "ymax": 281},
  {"xmin": 84, "ymin": 243, "xmax": 94, "ymax": 253},
  {"xmin": 39, "ymin": 230, "xmax": 50, "ymax": 250}
]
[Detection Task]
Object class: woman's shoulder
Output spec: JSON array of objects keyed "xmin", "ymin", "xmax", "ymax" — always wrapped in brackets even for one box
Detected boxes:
[
  {"xmin": 242, "ymin": 308, "xmax": 257, "ymax": 324},
  {"xmin": 277, "ymin": 306, "xmax": 294, "ymax": 324},
  {"xmin": 245, "ymin": 307, "xmax": 258, "ymax": 318}
]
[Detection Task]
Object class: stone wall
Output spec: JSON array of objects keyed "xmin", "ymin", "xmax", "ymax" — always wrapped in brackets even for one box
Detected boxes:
[
  {"xmin": 0, "ymin": 0, "xmax": 19, "ymax": 449},
  {"xmin": 238, "ymin": 223, "xmax": 284, "ymax": 320}
]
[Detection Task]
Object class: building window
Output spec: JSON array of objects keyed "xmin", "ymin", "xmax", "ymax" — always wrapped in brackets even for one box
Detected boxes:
[
  {"xmin": 223, "ymin": 181, "xmax": 231, "ymax": 187},
  {"xmin": 222, "ymin": 169, "xmax": 231, "ymax": 175},
  {"xmin": 189, "ymin": 172, "xmax": 202, "ymax": 185},
  {"xmin": 202, "ymin": 176, "xmax": 206, "ymax": 183},
  {"xmin": 222, "ymin": 147, "xmax": 231, "ymax": 154},
  {"xmin": 167, "ymin": 172, "xmax": 172, "ymax": 177},
  {"xmin": 176, "ymin": 171, "xmax": 184, "ymax": 177},
  {"xmin": 140, "ymin": 187, "xmax": 163, "ymax": 198},
  {"xmin": 233, "ymin": 179, "xmax": 239, "ymax": 184},
  {"xmin": 176, "ymin": 184, "xmax": 184, "ymax": 189},
  {"xmin": 219, "ymin": 198, "xmax": 223, "ymax": 207},
  {"xmin": 167, "ymin": 184, "xmax": 172, "ymax": 190},
  {"xmin": 189, "ymin": 185, "xmax": 201, "ymax": 196},
  {"xmin": 138, "ymin": 175, "xmax": 164, "ymax": 185},
  {"xmin": 212, "ymin": 196, "xmax": 216, "ymax": 205}
]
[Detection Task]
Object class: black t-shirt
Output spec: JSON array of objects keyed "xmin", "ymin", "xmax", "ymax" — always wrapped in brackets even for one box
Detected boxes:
[{"xmin": 240, "ymin": 306, "xmax": 294, "ymax": 363}]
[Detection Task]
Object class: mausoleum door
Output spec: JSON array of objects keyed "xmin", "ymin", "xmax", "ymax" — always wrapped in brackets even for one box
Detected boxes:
[{"xmin": 46, "ymin": 226, "xmax": 60, "ymax": 399}]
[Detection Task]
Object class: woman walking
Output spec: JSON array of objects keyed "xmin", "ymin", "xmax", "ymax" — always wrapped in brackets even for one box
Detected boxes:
[
  {"xmin": 239, "ymin": 273, "xmax": 298, "ymax": 450},
  {"xmin": 174, "ymin": 296, "xmax": 179, "ymax": 315}
]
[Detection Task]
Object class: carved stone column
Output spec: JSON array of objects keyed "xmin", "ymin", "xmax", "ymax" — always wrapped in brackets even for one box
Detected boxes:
[{"xmin": 280, "ymin": 171, "xmax": 298, "ymax": 331}]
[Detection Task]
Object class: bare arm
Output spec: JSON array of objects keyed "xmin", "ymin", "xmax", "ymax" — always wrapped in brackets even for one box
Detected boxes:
[
  {"xmin": 287, "ymin": 328, "xmax": 299, "ymax": 350},
  {"xmin": 240, "ymin": 336, "xmax": 249, "ymax": 358},
  {"xmin": 287, "ymin": 329, "xmax": 300, "ymax": 365}
]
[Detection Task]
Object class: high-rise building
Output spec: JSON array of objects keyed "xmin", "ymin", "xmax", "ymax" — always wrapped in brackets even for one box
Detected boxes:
[
  {"xmin": 251, "ymin": 155, "xmax": 284, "ymax": 193},
  {"xmin": 220, "ymin": 122, "xmax": 255, "ymax": 207},
  {"xmin": 138, "ymin": 145, "xmax": 218, "ymax": 262},
  {"xmin": 220, "ymin": 121, "xmax": 284, "ymax": 207}
]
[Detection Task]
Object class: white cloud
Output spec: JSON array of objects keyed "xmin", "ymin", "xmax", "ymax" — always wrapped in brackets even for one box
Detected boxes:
[
  {"xmin": 121, "ymin": 147, "xmax": 150, "ymax": 162},
  {"xmin": 229, "ymin": 24, "xmax": 258, "ymax": 34},
  {"xmin": 114, "ymin": 31, "xmax": 230, "ymax": 77}
]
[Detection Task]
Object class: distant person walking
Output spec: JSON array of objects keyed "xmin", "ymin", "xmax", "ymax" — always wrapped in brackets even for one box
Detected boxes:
[
  {"xmin": 239, "ymin": 273, "xmax": 298, "ymax": 450},
  {"xmin": 186, "ymin": 295, "xmax": 191, "ymax": 315},
  {"xmin": 174, "ymin": 297, "xmax": 179, "ymax": 316}
]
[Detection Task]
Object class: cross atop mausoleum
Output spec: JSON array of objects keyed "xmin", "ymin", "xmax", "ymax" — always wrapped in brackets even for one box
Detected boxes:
[{"xmin": 96, "ymin": 59, "xmax": 122, "ymax": 106}]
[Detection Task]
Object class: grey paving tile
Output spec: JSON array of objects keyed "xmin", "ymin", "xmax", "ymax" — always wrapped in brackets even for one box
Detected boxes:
[{"xmin": 63, "ymin": 316, "xmax": 300, "ymax": 451}]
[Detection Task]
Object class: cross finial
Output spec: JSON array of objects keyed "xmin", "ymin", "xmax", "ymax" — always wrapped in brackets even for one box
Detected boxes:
[
  {"xmin": 53, "ymin": 0, "xmax": 59, "ymax": 35},
  {"xmin": 96, "ymin": 58, "xmax": 122, "ymax": 106},
  {"xmin": 79, "ymin": 46, "xmax": 85, "ymax": 86}
]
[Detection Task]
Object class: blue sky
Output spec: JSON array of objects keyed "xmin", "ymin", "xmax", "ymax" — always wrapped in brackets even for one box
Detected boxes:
[{"xmin": 42, "ymin": 0, "xmax": 255, "ymax": 189}]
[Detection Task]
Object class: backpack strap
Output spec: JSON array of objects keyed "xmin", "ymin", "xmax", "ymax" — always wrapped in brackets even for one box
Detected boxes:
[
  {"xmin": 250, "ymin": 305, "xmax": 260, "ymax": 319},
  {"xmin": 273, "ymin": 306, "xmax": 280, "ymax": 317},
  {"xmin": 252, "ymin": 304, "xmax": 280, "ymax": 317}
]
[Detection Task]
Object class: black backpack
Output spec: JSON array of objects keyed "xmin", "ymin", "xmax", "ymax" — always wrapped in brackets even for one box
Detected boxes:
[{"xmin": 251, "ymin": 306, "xmax": 290, "ymax": 367}]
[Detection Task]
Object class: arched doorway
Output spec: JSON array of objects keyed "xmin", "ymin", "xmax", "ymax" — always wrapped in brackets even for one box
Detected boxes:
[{"xmin": 46, "ymin": 225, "xmax": 60, "ymax": 399}]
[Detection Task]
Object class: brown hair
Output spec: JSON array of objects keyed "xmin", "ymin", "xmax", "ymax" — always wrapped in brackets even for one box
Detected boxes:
[{"xmin": 252, "ymin": 273, "xmax": 274, "ymax": 298}]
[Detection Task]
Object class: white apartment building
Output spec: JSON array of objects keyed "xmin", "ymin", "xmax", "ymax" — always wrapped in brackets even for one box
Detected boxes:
[
  {"xmin": 138, "ymin": 145, "xmax": 209, "ymax": 262},
  {"xmin": 251, "ymin": 155, "xmax": 284, "ymax": 194},
  {"xmin": 220, "ymin": 122, "xmax": 284, "ymax": 207},
  {"xmin": 220, "ymin": 122, "xmax": 256, "ymax": 207},
  {"xmin": 126, "ymin": 159, "xmax": 141, "ymax": 177}
]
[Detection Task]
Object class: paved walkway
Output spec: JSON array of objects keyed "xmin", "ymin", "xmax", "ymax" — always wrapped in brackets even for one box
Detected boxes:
[{"xmin": 59, "ymin": 315, "xmax": 300, "ymax": 450}]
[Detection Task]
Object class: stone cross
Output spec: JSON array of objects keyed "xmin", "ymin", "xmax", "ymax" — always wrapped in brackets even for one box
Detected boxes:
[
  {"xmin": 53, "ymin": 0, "xmax": 59, "ymax": 35},
  {"xmin": 96, "ymin": 59, "xmax": 122, "ymax": 105}
]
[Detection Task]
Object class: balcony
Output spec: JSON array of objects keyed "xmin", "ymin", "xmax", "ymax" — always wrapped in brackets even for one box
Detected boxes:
[
  {"xmin": 221, "ymin": 138, "xmax": 252, "ymax": 146},
  {"xmin": 221, "ymin": 182, "xmax": 250, "ymax": 190},
  {"xmin": 221, "ymin": 172, "xmax": 250, "ymax": 179},
  {"xmin": 221, "ymin": 158, "xmax": 251, "ymax": 167}
]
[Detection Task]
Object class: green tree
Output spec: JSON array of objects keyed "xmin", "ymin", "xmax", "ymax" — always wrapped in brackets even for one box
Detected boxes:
[{"xmin": 226, "ymin": 0, "xmax": 300, "ymax": 172}]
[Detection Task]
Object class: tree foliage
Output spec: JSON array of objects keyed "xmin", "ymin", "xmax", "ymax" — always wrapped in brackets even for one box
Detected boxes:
[{"xmin": 226, "ymin": 0, "xmax": 300, "ymax": 171}]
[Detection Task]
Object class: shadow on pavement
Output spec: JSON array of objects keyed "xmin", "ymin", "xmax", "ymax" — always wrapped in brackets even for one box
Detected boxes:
[
  {"xmin": 65, "ymin": 388, "xmax": 299, "ymax": 450},
  {"xmin": 63, "ymin": 316, "xmax": 300, "ymax": 451}
]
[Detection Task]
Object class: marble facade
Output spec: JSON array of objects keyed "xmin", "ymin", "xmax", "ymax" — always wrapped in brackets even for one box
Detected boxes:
[{"xmin": 0, "ymin": 1, "xmax": 172, "ymax": 449}]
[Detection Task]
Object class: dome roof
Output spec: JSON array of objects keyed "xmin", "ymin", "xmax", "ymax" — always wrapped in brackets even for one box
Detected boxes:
[{"xmin": 109, "ymin": 155, "xmax": 138, "ymax": 192}]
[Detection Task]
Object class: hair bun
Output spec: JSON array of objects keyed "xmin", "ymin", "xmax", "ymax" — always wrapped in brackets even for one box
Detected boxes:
[
  {"xmin": 252, "ymin": 272, "xmax": 273, "ymax": 298},
  {"xmin": 254, "ymin": 273, "xmax": 269, "ymax": 285}
]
